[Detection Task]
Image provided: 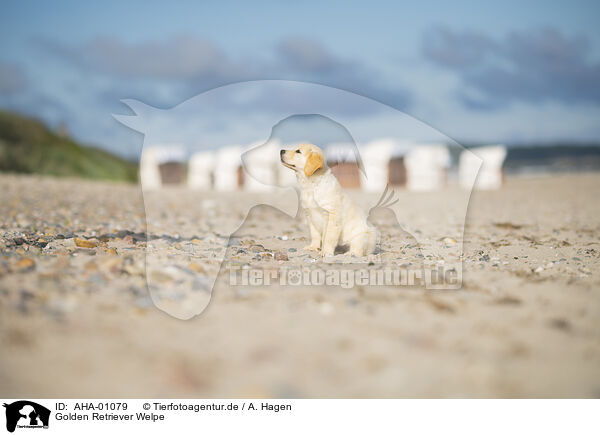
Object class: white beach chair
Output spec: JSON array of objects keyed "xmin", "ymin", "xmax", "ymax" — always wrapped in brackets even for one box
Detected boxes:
[
  {"xmin": 188, "ymin": 151, "xmax": 216, "ymax": 190},
  {"xmin": 243, "ymin": 140, "xmax": 280, "ymax": 192},
  {"xmin": 214, "ymin": 145, "xmax": 243, "ymax": 191},
  {"xmin": 459, "ymin": 145, "xmax": 507, "ymax": 190},
  {"xmin": 361, "ymin": 139, "xmax": 413, "ymax": 192},
  {"xmin": 405, "ymin": 144, "xmax": 450, "ymax": 191}
]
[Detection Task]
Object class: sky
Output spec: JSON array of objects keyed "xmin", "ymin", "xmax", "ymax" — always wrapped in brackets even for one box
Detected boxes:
[{"xmin": 1, "ymin": 0, "xmax": 599, "ymax": 159}]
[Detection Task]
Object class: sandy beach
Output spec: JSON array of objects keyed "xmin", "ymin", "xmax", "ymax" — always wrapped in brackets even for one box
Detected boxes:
[{"xmin": 0, "ymin": 173, "xmax": 599, "ymax": 398}]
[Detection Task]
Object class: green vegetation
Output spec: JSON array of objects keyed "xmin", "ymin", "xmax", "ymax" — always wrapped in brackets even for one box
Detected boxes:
[{"xmin": 0, "ymin": 110, "xmax": 137, "ymax": 182}]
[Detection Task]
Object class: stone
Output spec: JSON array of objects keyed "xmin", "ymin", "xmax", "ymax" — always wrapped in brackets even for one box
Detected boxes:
[
  {"xmin": 114, "ymin": 230, "xmax": 133, "ymax": 239},
  {"xmin": 250, "ymin": 244, "xmax": 267, "ymax": 253},
  {"xmin": 35, "ymin": 238, "xmax": 49, "ymax": 248},
  {"xmin": 442, "ymin": 237, "xmax": 457, "ymax": 247},
  {"xmin": 274, "ymin": 252, "xmax": 289, "ymax": 261},
  {"xmin": 14, "ymin": 257, "xmax": 35, "ymax": 272},
  {"xmin": 188, "ymin": 262, "xmax": 206, "ymax": 273},
  {"xmin": 56, "ymin": 232, "xmax": 75, "ymax": 239},
  {"xmin": 132, "ymin": 233, "xmax": 146, "ymax": 242},
  {"xmin": 47, "ymin": 297, "xmax": 78, "ymax": 316},
  {"xmin": 74, "ymin": 237, "xmax": 98, "ymax": 248}
]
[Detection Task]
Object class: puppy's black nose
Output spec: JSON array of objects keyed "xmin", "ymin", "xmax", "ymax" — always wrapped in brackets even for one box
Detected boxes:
[{"xmin": 280, "ymin": 149, "xmax": 285, "ymax": 156}]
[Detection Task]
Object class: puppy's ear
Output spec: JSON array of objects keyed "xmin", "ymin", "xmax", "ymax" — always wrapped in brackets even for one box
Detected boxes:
[{"xmin": 304, "ymin": 151, "xmax": 323, "ymax": 176}]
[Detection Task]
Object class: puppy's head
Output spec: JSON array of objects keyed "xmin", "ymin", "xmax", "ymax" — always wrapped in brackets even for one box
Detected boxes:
[{"xmin": 280, "ymin": 143, "xmax": 324, "ymax": 177}]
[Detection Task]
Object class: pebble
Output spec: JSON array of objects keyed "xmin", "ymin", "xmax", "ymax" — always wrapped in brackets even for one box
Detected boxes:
[
  {"xmin": 442, "ymin": 237, "xmax": 457, "ymax": 247},
  {"xmin": 35, "ymin": 238, "xmax": 49, "ymax": 248},
  {"xmin": 74, "ymin": 237, "xmax": 98, "ymax": 248},
  {"xmin": 48, "ymin": 297, "xmax": 78, "ymax": 316},
  {"xmin": 274, "ymin": 252, "xmax": 289, "ymax": 261},
  {"xmin": 188, "ymin": 262, "xmax": 206, "ymax": 273},
  {"xmin": 14, "ymin": 257, "xmax": 36, "ymax": 272},
  {"xmin": 56, "ymin": 232, "xmax": 75, "ymax": 239},
  {"xmin": 319, "ymin": 302, "xmax": 334, "ymax": 316},
  {"xmin": 250, "ymin": 244, "xmax": 268, "ymax": 253},
  {"xmin": 549, "ymin": 318, "xmax": 571, "ymax": 331}
]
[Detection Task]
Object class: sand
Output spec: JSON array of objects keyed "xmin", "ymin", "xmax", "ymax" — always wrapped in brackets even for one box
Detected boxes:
[{"xmin": 0, "ymin": 173, "xmax": 599, "ymax": 398}]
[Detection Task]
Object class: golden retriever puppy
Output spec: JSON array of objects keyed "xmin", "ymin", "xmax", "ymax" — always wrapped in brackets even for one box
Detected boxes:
[{"xmin": 280, "ymin": 143, "xmax": 377, "ymax": 257}]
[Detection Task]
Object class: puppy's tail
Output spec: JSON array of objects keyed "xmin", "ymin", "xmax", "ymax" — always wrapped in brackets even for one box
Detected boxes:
[
  {"xmin": 363, "ymin": 184, "xmax": 398, "ymax": 255},
  {"xmin": 370, "ymin": 184, "xmax": 398, "ymax": 212}
]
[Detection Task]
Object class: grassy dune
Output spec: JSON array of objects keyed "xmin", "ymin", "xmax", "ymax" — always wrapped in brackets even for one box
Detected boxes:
[{"xmin": 0, "ymin": 110, "xmax": 137, "ymax": 182}]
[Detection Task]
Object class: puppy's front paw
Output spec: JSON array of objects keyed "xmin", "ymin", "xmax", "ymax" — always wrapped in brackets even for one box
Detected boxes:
[
  {"xmin": 320, "ymin": 249, "xmax": 335, "ymax": 257},
  {"xmin": 303, "ymin": 244, "xmax": 321, "ymax": 252}
]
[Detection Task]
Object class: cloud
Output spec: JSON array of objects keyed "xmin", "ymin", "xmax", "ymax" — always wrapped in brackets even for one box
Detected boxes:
[
  {"xmin": 275, "ymin": 37, "xmax": 411, "ymax": 110},
  {"xmin": 422, "ymin": 26, "xmax": 600, "ymax": 108},
  {"xmin": 0, "ymin": 62, "xmax": 27, "ymax": 94},
  {"xmin": 37, "ymin": 35, "xmax": 411, "ymax": 111},
  {"xmin": 277, "ymin": 38, "xmax": 349, "ymax": 73},
  {"xmin": 39, "ymin": 35, "xmax": 234, "ymax": 81},
  {"xmin": 422, "ymin": 27, "xmax": 496, "ymax": 69}
]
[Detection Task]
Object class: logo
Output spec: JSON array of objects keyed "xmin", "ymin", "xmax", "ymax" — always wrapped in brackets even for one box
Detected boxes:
[{"xmin": 3, "ymin": 401, "xmax": 50, "ymax": 433}]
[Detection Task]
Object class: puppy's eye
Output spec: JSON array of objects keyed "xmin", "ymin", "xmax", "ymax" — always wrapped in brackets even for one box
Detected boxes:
[{"xmin": 295, "ymin": 150, "xmax": 301, "ymax": 153}]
